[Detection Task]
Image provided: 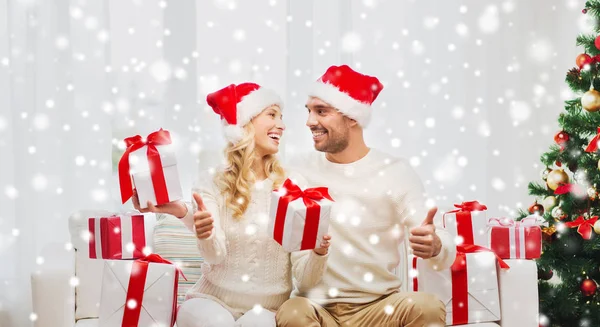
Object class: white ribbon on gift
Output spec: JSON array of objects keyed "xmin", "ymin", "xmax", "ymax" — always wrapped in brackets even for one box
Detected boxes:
[{"xmin": 487, "ymin": 216, "xmax": 547, "ymax": 258}]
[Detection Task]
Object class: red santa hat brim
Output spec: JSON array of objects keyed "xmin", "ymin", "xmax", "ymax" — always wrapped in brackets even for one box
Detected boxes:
[{"xmin": 308, "ymin": 81, "xmax": 372, "ymax": 127}]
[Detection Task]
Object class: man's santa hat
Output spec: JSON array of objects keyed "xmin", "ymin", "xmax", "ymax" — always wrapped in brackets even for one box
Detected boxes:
[
  {"xmin": 207, "ymin": 83, "xmax": 282, "ymax": 143},
  {"xmin": 308, "ymin": 65, "xmax": 383, "ymax": 127}
]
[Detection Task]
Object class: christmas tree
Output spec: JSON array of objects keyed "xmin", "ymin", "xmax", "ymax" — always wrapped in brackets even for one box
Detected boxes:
[{"xmin": 528, "ymin": 2, "xmax": 600, "ymax": 326}]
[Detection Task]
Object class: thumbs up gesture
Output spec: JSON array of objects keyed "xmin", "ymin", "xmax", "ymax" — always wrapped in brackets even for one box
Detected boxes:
[
  {"xmin": 409, "ymin": 207, "xmax": 442, "ymax": 259},
  {"xmin": 192, "ymin": 192, "xmax": 214, "ymax": 240}
]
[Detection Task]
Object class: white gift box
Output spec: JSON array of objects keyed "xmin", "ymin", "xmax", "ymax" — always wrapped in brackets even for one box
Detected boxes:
[
  {"xmin": 99, "ymin": 258, "xmax": 180, "ymax": 327},
  {"xmin": 268, "ymin": 180, "xmax": 333, "ymax": 252},
  {"xmin": 129, "ymin": 142, "xmax": 183, "ymax": 209},
  {"xmin": 442, "ymin": 201, "xmax": 489, "ymax": 247},
  {"xmin": 498, "ymin": 259, "xmax": 539, "ymax": 327},
  {"xmin": 412, "ymin": 251, "xmax": 502, "ymax": 325},
  {"xmin": 87, "ymin": 213, "xmax": 156, "ymax": 260}
]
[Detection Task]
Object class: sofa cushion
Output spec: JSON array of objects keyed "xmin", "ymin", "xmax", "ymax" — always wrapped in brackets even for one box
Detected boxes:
[{"xmin": 152, "ymin": 213, "xmax": 203, "ymax": 304}]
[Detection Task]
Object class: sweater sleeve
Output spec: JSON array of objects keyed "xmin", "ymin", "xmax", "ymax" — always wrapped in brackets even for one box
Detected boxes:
[
  {"xmin": 393, "ymin": 162, "xmax": 456, "ymax": 271},
  {"xmin": 291, "ymin": 250, "xmax": 329, "ymax": 290},
  {"xmin": 180, "ymin": 175, "xmax": 228, "ymax": 265}
]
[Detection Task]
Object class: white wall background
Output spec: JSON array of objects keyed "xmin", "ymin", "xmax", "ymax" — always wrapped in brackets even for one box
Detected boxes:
[{"xmin": 0, "ymin": 0, "xmax": 586, "ymax": 325}]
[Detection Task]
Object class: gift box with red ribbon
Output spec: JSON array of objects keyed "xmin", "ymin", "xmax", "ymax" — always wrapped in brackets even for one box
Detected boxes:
[
  {"xmin": 412, "ymin": 244, "xmax": 509, "ymax": 326},
  {"xmin": 99, "ymin": 254, "xmax": 186, "ymax": 327},
  {"xmin": 442, "ymin": 200, "xmax": 489, "ymax": 247},
  {"xmin": 268, "ymin": 178, "xmax": 334, "ymax": 252},
  {"xmin": 87, "ymin": 213, "xmax": 156, "ymax": 260},
  {"xmin": 119, "ymin": 129, "xmax": 183, "ymax": 209},
  {"xmin": 487, "ymin": 216, "xmax": 544, "ymax": 259}
]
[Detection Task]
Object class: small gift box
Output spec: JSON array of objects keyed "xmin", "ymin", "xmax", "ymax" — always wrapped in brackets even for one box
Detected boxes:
[
  {"xmin": 487, "ymin": 216, "xmax": 544, "ymax": 259},
  {"xmin": 99, "ymin": 254, "xmax": 186, "ymax": 327},
  {"xmin": 118, "ymin": 128, "xmax": 183, "ymax": 209},
  {"xmin": 88, "ymin": 213, "xmax": 156, "ymax": 260},
  {"xmin": 268, "ymin": 178, "xmax": 333, "ymax": 252},
  {"xmin": 442, "ymin": 201, "xmax": 489, "ymax": 247}
]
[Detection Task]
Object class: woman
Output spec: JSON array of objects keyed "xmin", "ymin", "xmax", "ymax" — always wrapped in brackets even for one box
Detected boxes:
[{"xmin": 133, "ymin": 82, "xmax": 331, "ymax": 327}]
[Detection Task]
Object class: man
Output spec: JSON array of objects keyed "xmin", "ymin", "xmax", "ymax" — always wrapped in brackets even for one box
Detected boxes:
[{"xmin": 276, "ymin": 65, "xmax": 455, "ymax": 327}]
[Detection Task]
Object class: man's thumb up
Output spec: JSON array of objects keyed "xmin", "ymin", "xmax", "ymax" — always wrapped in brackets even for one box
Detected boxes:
[{"xmin": 421, "ymin": 207, "xmax": 438, "ymax": 226}]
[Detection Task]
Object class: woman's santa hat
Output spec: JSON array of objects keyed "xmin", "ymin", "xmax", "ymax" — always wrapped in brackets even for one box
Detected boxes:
[
  {"xmin": 206, "ymin": 83, "xmax": 282, "ymax": 143},
  {"xmin": 308, "ymin": 65, "xmax": 383, "ymax": 127}
]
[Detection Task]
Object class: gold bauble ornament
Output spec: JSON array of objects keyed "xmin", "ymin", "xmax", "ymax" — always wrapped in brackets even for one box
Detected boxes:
[
  {"xmin": 594, "ymin": 220, "xmax": 600, "ymax": 235},
  {"xmin": 542, "ymin": 196, "xmax": 558, "ymax": 212},
  {"xmin": 581, "ymin": 85, "xmax": 600, "ymax": 112},
  {"xmin": 546, "ymin": 169, "xmax": 569, "ymax": 191}
]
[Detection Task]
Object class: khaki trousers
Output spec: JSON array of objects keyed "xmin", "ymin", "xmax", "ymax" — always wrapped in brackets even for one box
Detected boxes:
[{"xmin": 275, "ymin": 292, "xmax": 445, "ymax": 327}]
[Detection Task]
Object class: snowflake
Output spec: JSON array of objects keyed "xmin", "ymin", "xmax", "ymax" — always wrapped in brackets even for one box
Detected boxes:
[
  {"xmin": 369, "ymin": 234, "xmax": 379, "ymax": 245},
  {"xmin": 32, "ymin": 174, "xmax": 48, "ymax": 191},
  {"xmin": 341, "ymin": 32, "xmax": 362, "ymax": 53},
  {"xmin": 409, "ymin": 157, "xmax": 420, "ymax": 167},
  {"xmin": 479, "ymin": 6, "xmax": 500, "ymax": 34},
  {"xmin": 491, "ymin": 178, "xmax": 506, "ymax": 191},
  {"xmin": 423, "ymin": 17, "xmax": 440, "ymax": 29},
  {"xmin": 411, "ymin": 40, "xmax": 425, "ymax": 55},
  {"xmin": 33, "ymin": 114, "xmax": 50, "ymax": 130},
  {"xmin": 528, "ymin": 39, "xmax": 553, "ymax": 63},
  {"xmin": 456, "ymin": 23, "xmax": 469, "ymax": 37},
  {"xmin": 328, "ymin": 288, "xmax": 339, "ymax": 297},
  {"xmin": 232, "ymin": 29, "xmax": 246, "ymax": 41},
  {"xmin": 69, "ymin": 276, "xmax": 80, "ymax": 287},
  {"xmin": 509, "ymin": 101, "xmax": 531, "ymax": 122}
]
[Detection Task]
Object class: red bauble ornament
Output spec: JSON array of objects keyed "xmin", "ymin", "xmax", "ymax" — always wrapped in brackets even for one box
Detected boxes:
[
  {"xmin": 595, "ymin": 36, "xmax": 600, "ymax": 51},
  {"xmin": 583, "ymin": 8, "xmax": 588, "ymax": 14},
  {"xmin": 528, "ymin": 201, "xmax": 545, "ymax": 215},
  {"xmin": 577, "ymin": 53, "xmax": 593, "ymax": 69},
  {"xmin": 581, "ymin": 279, "xmax": 598, "ymax": 296},
  {"xmin": 556, "ymin": 161, "xmax": 562, "ymax": 167},
  {"xmin": 554, "ymin": 131, "xmax": 570, "ymax": 150}
]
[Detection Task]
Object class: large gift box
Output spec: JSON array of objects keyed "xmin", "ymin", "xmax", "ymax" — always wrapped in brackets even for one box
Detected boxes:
[
  {"xmin": 268, "ymin": 178, "xmax": 333, "ymax": 252},
  {"xmin": 442, "ymin": 200, "xmax": 489, "ymax": 247},
  {"xmin": 88, "ymin": 213, "xmax": 156, "ymax": 260},
  {"xmin": 119, "ymin": 129, "xmax": 183, "ymax": 209},
  {"xmin": 99, "ymin": 254, "xmax": 185, "ymax": 327},
  {"xmin": 412, "ymin": 244, "xmax": 508, "ymax": 325},
  {"xmin": 487, "ymin": 216, "xmax": 543, "ymax": 259}
]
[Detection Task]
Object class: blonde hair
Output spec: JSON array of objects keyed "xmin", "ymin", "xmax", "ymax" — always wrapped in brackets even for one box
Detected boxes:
[{"xmin": 214, "ymin": 122, "xmax": 286, "ymax": 219}]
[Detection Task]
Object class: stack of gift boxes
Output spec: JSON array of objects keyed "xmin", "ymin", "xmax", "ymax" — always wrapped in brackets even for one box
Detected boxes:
[
  {"xmin": 412, "ymin": 201, "xmax": 543, "ymax": 326},
  {"xmin": 85, "ymin": 129, "xmax": 185, "ymax": 327}
]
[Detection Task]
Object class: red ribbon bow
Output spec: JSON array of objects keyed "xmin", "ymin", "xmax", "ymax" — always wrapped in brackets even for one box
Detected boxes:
[
  {"xmin": 450, "ymin": 201, "xmax": 488, "ymax": 213},
  {"xmin": 450, "ymin": 244, "xmax": 509, "ymax": 325},
  {"xmin": 118, "ymin": 129, "xmax": 172, "ymax": 204},
  {"xmin": 585, "ymin": 127, "xmax": 600, "ymax": 153},
  {"xmin": 273, "ymin": 178, "xmax": 333, "ymax": 250},
  {"xmin": 565, "ymin": 216, "xmax": 599, "ymax": 240},
  {"xmin": 554, "ymin": 183, "xmax": 585, "ymax": 197},
  {"xmin": 122, "ymin": 253, "xmax": 186, "ymax": 327}
]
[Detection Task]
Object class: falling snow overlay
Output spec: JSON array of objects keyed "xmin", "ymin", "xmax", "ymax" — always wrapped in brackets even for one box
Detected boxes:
[{"xmin": 0, "ymin": 0, "xmax": 587, "ymax": 326}]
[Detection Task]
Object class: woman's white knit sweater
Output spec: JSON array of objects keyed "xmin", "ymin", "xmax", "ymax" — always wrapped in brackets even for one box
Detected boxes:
[{"xmin": 178, "ymin": 175, "xmax": 328, "ymax": 318}]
